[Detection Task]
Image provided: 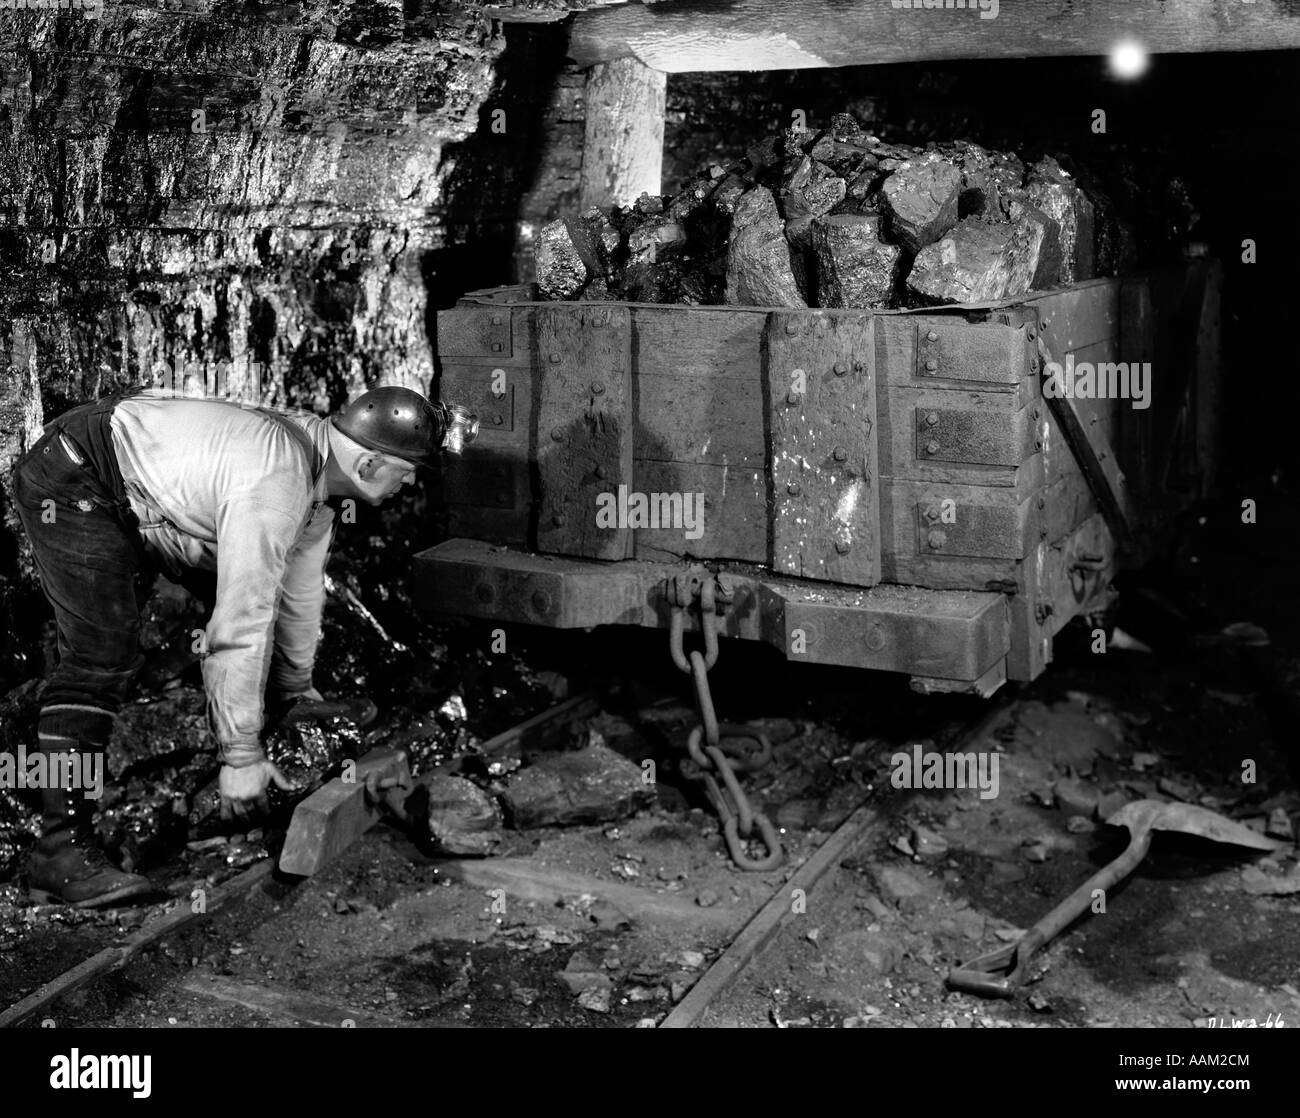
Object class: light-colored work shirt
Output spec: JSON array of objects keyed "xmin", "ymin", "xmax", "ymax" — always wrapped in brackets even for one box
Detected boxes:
[{"xmin": 110, "ymin": 393, "xmax": 336, "ymax": 751}]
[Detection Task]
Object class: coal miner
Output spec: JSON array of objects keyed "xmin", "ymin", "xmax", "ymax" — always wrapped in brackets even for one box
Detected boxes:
[{"xmin": 10, "ymin": 385, "xmax": 476, "ymax": 907}]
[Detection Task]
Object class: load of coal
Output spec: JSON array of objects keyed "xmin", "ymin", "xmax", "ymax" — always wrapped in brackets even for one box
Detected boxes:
[{"xmin": 536, "ymin": 112, "xmax": 1196, "ymax": 309}]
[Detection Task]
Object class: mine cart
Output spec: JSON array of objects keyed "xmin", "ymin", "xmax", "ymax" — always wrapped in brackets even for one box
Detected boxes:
[{"xmin": 414, "ymin": 261, "xmax": 1220, "ymax": 696}]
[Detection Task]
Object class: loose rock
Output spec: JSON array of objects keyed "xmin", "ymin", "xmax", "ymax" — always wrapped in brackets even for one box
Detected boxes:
[
  {"xmin": 906, "ymin": 212, "xmax": 1048, "ymax": 304},
  {"xmin": 881, "ymin": 153, "xmax": 962, "ymax": 253},
  {"xmin": 724, "ymin": 187, "xmax": 807, "ymax": 307},
  {"xmin": 813, "ymin": 214, "xmax": 901, "ymax": 307},
  {"xmin": 421, "ymin": 773, "xmax": 503, "ymax": 857},
  {"xmin": 499, "ymin": 741, "xmax": 654, "ymax": 829}
]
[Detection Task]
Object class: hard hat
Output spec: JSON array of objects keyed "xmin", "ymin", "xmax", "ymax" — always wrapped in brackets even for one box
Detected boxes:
[{"xmin": 333, "ymin": 386, "xmax": 450, "ymax": 466}]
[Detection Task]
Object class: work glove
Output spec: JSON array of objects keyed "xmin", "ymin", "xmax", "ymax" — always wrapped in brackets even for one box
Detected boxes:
[{"xmin": 218, "ymin": 744, "xmax": 297, "ymax": 822}]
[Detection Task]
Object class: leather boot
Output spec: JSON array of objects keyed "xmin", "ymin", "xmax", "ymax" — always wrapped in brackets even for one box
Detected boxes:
[{"xmin": 27, "ymin": 780, "xmax": 155, "ymax": 908}]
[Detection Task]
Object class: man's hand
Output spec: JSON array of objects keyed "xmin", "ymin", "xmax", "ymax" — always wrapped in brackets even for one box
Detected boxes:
[{"xmin": 219, "ymin": 759, "xmax": 296, "ymax": 822}]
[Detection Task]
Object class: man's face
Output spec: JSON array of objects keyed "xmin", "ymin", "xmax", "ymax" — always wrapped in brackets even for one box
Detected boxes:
[{"xmin": 354, "ymin": 453, "xmax": 418, "ymax": 505}]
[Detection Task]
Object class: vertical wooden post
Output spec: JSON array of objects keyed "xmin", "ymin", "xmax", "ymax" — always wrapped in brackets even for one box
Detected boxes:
[{"xmin": 579, "ymin": 58, "xmax": 666, "ymax": 211}]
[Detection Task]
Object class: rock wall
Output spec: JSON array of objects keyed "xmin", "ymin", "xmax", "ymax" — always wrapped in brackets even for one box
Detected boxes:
[{"xmin": 0, "ymin": 0, "xmax": 510, "ymax": 689}]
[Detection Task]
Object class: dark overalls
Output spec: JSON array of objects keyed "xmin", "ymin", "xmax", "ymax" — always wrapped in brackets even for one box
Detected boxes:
[{"xmin": 11, "ymin": 392, "xmax": 150, "ymax": 787}]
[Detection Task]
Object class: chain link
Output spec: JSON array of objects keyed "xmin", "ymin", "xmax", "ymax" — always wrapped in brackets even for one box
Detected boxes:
[{"xmin": 666, "ymin": 573, "xmax": 783, "ymax": 872}]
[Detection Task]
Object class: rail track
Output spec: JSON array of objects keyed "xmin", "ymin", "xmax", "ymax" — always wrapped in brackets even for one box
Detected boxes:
[{"xmin": 1, "ymin": 678, "xmax": 1022, "ymax": 1030}]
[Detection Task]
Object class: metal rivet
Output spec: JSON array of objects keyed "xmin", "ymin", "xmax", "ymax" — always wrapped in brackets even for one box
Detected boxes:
[
  {"xmin": 833, "ymin": 362, "xmax": 847, "ymax": 376},
  {"xmin": 495, "ymin": 490, "xmax": 510, "ymax": 503},
  {"xmin": 787, "ymin": 390, "xmax": 802, "ymax": 405},
  {"xmin": 76, "ymin": 499, "xmax": 94, "ymax": 512},
  {"xmin": 785, "ymin": 322, "xmax": 798, "ymax": 335},
  {"xmin": 550, "ymin": 427, "xmax": 565, "ymax": 441},
  {"xmin": 787, "ymin": 481, "xmax": 801, "ymax": 496},
  {"xmin": 590, "ymin": 382, "xmax": 605, "ymax": 395},
  {"xmin": 925, "ymin": 441, "xmax": 939, "ymax": 455},
  {"xmin": 531, "ymin": 591, "xmax": 550, "ymax": 612},
  {"xmin": 927, "ymin": 530, "xmax": 944, "ymax": 550},
  {"xmin": 492, "ymin": 414, "xmax": 503, "ymax": 425},
  {"xmin": 926, "ymin": 330, "xmax": 938, "ymax": 342},
  {"xmin": 832, "ymin": 446, "xmax": 847, "ymax": 462},
  {"xmin": 474, "ymin": 583, "xmax": 494, "ymax": 603},
  {"xmin": 834, "ymin": 541, "xmax": 850, "ymax": 555},
  {"xmin": 491, "ymin": 342, "xmax": 504, "ymax": 352},
  {"xmin": 925, "ymin": 411, "xmax": 939, "ymax": 427},
  {"xmin": 925, "ymin": 358, "xmax": 938, "ymax": 372},
  {"xmin": 593, "ymin": 465, "xmax": 605, "ymax": 480},
  {"xmin": 491, "ymin": 314, "xmax": 503, "ymax": 326},
  {"xmin": 925, "ymin": 507, "xmax": 940, "ymax": 522},
  {"xmin": 549, "ymin": 352, "xmax": 561, "ymax": 363},
  {"xmin": 552, "ymin": 514, "xmax": 565, "ymax": 526}
]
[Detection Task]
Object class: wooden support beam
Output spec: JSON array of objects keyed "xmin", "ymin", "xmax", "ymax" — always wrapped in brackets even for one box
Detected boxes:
[
  {"xmin": 569, "ymin": 0, "xmax": 1300, "ymax": 72},
  {"xmin": 579, "ymin": 57, "xmax": 666, "ymax": 210}
]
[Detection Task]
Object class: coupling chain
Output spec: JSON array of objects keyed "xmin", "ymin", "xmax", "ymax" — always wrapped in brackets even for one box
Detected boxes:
[{"xmin": 667, "ymin": 574, "xmax": 782, "ymax": 872}]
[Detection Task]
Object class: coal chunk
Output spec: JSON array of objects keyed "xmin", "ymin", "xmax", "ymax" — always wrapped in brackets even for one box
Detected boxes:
[
  {"xmin": 421, "ymin": 772, "xmax": 502, "ymax": 856},
  {"xmin": 813, "ymin": 213, "xmax": 901, "ymax": 308},
  {"xmin": 536, "ymin": 217, "xmax": 603, "ymax": 300},
  {"xmin": 724, "ymin": 187, "xmax": 807, "ymax": 307},
  {"xmin": 881, "ymin": 153, "xmax": 963, "ymax": 253},
  {"xmin": 1007, "ymin": 198, "xmax": 1064, "ymax": 291},
  {"xmin": 1025, "ymin": 156, "xmax": 1095, "ymax": 284},
  {"xmin": 906, "ymin": 213, "xmax": 1049, "ymax": 304},
  {"xmin": 941, "ymin": 141, "xmax": 1026, "ymax": 220},
  {"xmin": 780, "ymin": 155, "xmax": 846, "ymax": 222},
  {"xmin": 499, "ymin": 742, "xmax": 654, "ymax": 829}
]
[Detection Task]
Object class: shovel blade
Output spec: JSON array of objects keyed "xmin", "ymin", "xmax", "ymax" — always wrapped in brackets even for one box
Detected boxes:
[{"xmin": 1108, "ymin": 799, "xmax": 1287, "ymax": 851}]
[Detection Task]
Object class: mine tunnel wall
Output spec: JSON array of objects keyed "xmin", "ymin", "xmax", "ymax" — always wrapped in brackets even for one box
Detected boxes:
[{"xmin": 1, "ymin": 5, "xmax": 1295, "ymax": 691}]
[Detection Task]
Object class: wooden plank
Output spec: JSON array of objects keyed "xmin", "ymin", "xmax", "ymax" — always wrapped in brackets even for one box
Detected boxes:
[
  {"xmin": 775, "ymin": 583, "xmax": 1010, "ymax": 679},
  {"xmin": 437, "ymin": 859, "xmax": 746, "ymax": 931},
  {"xmin": 416, "ymin": 538, "xmax": 1013, "ymax": 678},
  {"xmin": 278, "ymin": 748, "xmax": 411, "ymax": 878},
  {"xmin": 633, "ymin": 307, "xmax": 766, "ymax": 469},
  {"xmin": 182, "ymin": 974, "xmax": 416, "ymax": 1028},
  {"xmin": 1034, "ymin": 326, "xmax": 1133, "ymax": 543},
  {"xmin": 568, "ymin": 1, "xmax": 1300, "ymax": 71},
  {"xmin": 765, "ymin": 311, "xmax": 880, "ymax": 586},
  {"xmin": 478, "ymin": 693, "xmax": 601, "ymax": 758},
  {"xmin": 579, "ymin": 58, "xmax": 666, "ymax": 209},
  {"xmin": 632, "ymin": 459, "xmax": 766, "ymax": 563},
  {"xmin": 0, "ymin": 860, "xmax": 275, "ymax": 1029},
  {"xmin": 910, "ymin": 658, "xmax": 1007, "ymax": 698},
  {"xmin": 1006, "ymin": 540, "xmax": 1053, "ymax": 683},
  {"xmin": 437, "ymin": 306, "xmax": 513, "ymax": 359},
  {"xmin": 535, "ymin": 304, "xmax": 634, "ymax": 560},
  {"xmin": 661, "ymin": 803, "xmax": 884, "ymax": 1027}
]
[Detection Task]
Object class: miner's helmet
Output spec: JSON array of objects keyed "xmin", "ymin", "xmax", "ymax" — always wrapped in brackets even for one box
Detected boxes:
[{"xmin": 332, "ymin": 386, "xmax": 478, "ymax": 464}]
